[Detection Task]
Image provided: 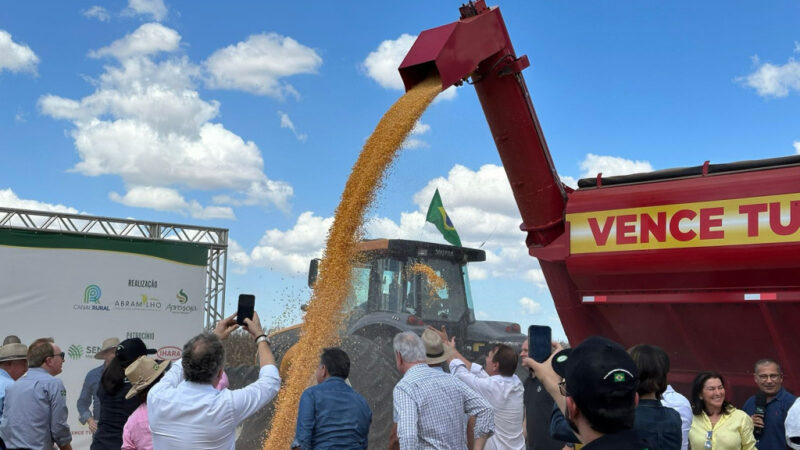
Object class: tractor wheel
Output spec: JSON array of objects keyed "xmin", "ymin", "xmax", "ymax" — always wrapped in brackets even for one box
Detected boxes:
[
  {"xmin": 226, "ymin": 332, "xmax": 400, "ymax": 449},
  {"xmin": 226, "ymin": 326, "xmax": 300, "ymax": 450},
  {"xmin": 343, "ymin": 334, "xmax": 401, "ymax": 448}
]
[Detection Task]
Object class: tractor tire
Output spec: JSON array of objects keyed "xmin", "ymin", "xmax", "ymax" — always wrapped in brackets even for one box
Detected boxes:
[
  {"xmin": 343, "ymin": 334, "xmax": 401, "ymax": 448},
  {"xmin": 225, "ymin": 333, "xmax": 400, "ymax": 449}
]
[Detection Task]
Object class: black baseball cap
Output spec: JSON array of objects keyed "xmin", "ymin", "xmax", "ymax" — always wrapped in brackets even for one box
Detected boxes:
[
  {"xmin": 551, "ymin": 336, "xmax": 638, "ymax": 411},
  {"xmin": 116, "ymin": 338, "xmax": 157, "ymax": 368}
]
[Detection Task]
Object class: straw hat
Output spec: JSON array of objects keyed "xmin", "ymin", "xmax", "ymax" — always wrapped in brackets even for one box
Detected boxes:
[
  {"xmin": 94, "ymin": 337, "xmax": 120, "ymax": 360},
  {"xmin": 422, "ymin": 328, "xmax": 452, "ymax": 365},
  {"xmin": 0, "ymin": 343, "xmax": 28, "ymax": 362},
  {"xmin": 124, "ymin": 356, "xmax": 169, "ymax": 400},
  {"xmin": 3, "ymin": 335, "xmax": 21, "ymax": 345}
]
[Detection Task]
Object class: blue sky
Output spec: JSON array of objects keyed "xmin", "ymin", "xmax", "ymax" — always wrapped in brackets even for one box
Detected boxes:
[{"xmin": 1, "ymin": 0, "xmax": 799, "ymax": 340}]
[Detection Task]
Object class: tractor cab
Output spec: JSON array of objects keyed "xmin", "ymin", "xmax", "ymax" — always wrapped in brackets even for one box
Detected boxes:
[{"xmin": 309, "ymin": 239, "xmax": 524, "ymax": 360}]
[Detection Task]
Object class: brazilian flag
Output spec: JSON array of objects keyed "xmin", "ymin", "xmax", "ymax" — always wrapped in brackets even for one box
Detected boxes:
[{"xmin": 426, "ymin": 189, "xmax": 462, "ymax": 247}]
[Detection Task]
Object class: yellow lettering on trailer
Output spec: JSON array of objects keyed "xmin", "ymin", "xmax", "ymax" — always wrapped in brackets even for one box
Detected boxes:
[{"xmin": 568, "ymin": 193, "xmax": 800, "ymax": 253}]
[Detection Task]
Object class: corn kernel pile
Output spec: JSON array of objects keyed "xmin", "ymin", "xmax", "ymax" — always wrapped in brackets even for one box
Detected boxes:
[{"xmin": 263, "ymin": 75, "xmax": 443, "ymax": 448}]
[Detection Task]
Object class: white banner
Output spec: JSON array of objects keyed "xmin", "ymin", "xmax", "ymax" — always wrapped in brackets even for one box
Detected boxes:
[{"xmin": 0, "ymin": 230, "xmax": 207, "ymax": 449}]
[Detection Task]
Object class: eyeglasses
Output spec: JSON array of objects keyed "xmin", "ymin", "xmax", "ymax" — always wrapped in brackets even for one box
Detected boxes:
[
  {"xmin": 558, "ymin": 379, "xmax": 569, "ymax": 397},
  {"xmin": 757, "ymin": 374, "xmax": 782, "ymax": 381},
  {"xmin": 50, "ymin": 352, "xmax": 65, "ymax": 360},
  {"xmin": 704, "ymin": 431, "xmax": 712, "ymax": 449}
]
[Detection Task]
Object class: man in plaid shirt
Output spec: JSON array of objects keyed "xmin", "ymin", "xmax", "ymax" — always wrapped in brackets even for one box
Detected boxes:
[{"xmin": 391, "ymin": 331, "xmax": 494, "ymax": 449}]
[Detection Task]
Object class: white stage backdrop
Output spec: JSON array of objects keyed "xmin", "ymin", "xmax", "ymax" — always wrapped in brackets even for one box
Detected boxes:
[{"xmin": 0, "ymin": 229, "xmax": 208, "ymax": 449}]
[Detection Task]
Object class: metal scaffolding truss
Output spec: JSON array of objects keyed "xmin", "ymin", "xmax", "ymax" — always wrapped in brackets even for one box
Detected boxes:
[{"xmin": 0, "ymin": 207, "xmax": 229, "ymax": 328}]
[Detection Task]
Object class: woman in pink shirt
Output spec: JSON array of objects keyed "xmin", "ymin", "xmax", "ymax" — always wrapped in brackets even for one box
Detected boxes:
[{"xmin": 122, "ymin": 356, "xmax": 231, "ymax": 450}]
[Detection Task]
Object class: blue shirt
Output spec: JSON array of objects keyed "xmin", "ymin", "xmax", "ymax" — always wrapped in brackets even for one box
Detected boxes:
[
  {"xmin": 0, "ymin": 367, "xmax": 72, "ymax": 449},
  {"xmin": 77, "ymin": 364, "xmax": 104, "ymax": 424},
  {"xmin": 293, "ymin": 377, "xmax": 372, "ymax": 450},
  {"xmin": 0, "ymin": 368, "xmax": 13, "ymax": 421},
  {"xmin": 743, "ymin": 387, "xmax": 797, "ymax": 450}
]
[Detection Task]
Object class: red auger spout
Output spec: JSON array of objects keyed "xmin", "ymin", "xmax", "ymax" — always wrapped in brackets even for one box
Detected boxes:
[{"xmin": 399, "ymin": 0, "xmax": 567, "ymax": 248}]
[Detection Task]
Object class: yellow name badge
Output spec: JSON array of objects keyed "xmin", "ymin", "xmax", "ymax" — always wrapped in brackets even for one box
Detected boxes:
[{"xmin": 568, "ymin": 193, "xmax": 800, "ymax": 254}]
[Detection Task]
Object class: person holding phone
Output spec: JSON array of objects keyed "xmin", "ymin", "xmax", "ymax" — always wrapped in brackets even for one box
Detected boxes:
[
  {"xmin": 147, "ymin": 310, "xmax": 279, "ymax": 450},
  {"xmin": 519, "ymin": 338, "xmax": 565, "ymax": 450}
]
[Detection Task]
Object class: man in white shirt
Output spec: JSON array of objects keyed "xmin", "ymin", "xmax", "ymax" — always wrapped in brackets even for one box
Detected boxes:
[
  {"xmin": 661, "ymin": 384, "xmax": 692, "ymax": 450},
  {"xmin": 437, "ymin": 327, "xmax": 525, "ymax": 450},
  {"xmin": 147, "ymin": 311, "xmax": 280, "ymax": 450}
]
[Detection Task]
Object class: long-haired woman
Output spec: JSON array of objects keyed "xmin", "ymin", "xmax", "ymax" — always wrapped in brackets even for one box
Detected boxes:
[{"xmin": 689, "ymin": 371, "xmax": 756, "ymax": 450}]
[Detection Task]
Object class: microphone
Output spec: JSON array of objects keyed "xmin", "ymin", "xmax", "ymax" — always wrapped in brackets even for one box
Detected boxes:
[{"xmin": 754, "ymin": 391, "xmax": 767, "ymax": 440}]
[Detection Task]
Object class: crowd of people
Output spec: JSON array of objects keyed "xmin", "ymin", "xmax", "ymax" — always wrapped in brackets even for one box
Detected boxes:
[{"xmin": 0, "ymin": 316, "xmax": 799, "ymax": 450}]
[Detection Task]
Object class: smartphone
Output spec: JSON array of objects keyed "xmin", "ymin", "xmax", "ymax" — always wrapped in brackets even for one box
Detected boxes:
[
  {"xmin": 237, "ymin": 294, "xmax": 255, "ymax": 326},
  {"xmin": 528, "ymin": 325, "xmax": 552, "ymax": 363}
]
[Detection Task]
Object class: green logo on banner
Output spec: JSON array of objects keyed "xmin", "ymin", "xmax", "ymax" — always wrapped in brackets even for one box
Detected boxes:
[
  {"xmin": 176, "ymin": 289, "xmax": 188, "ymax": 304},
  {"xmin": 84, "ymin": 285, "xmax": 102, "ymax": 304},
  {"xmin": 67, "ymin": 344, "xmax": 83, "ymax": 360}
]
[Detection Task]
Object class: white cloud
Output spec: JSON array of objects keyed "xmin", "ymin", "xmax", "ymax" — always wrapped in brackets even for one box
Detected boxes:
[
  {"xmin": 363, "ymin": 34, "xmax": 416, "ymax": 90},
  {"xmin": 794, "ymin": 141, "xmax": 800, "ymax": 154},
  {"xmin": 278, "ymin": 111, "xmax": 307, "ymax": 142},
  {"xmin": 739, "ymin": 44, "xmax": 800, "ymax": 98},
  {"xmin": 0, "ymin": 30, "xmax": 39, "ymax": 74},
  {"xmin": 362, "ymin": 34, "xmax": 456, "ymax": 100},
  {"xmin": 560, "ymin": 175, "xmax": 578, "ymax": 189},
  {"xmin": 579, "ymin": 153, "xmax": 653, "ymax": 178},
  {"xmin": 402, "ymin": 120, "xmax": 431, "ymax": 149},
  {"xmin": 40, "ymin": 25, "xmax": 293, "ymax": 217},
  {"xmin": 740, "ymin": 58, "xmax": 800, "ymax": 98},
  {"xmin": 109, "ymin": 186, "xmax": 235, "ymax": 219},
  {"xmin": 204, "ymin": 33, "xmax": 322, "ymax": 98},
  {"xmin": 0, "ymin": 188, "xmax": 78, "ymax": 214},
  {"xmin": 232, "ymin": 163, "xmax": 548, "ymax": 283},
  {"xmin": 234, "ymin": 212, "xmax": 333, "ymax": 274},
  {"xmin": 89, "ymin": 23, "xmax": 180, "ymax": 60},
  {"xmin": 83, "ymin": 6, "xmax": 111, "ymax": 22},
  {"xmin": 476, "ymin": 310, "xmax": 490, "ymax": 320},
  {"xmin": 519, "ymin": 297, "xmax": 542, "ymax": 315},
  {"xmin": 126, "ymin": 0, "xmax": 167, "ymax": 21}
]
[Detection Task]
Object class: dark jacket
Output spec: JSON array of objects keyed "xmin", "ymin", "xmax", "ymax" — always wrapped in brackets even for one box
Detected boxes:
[
  {"xmin": 90, "ymin": 381, "xmax": 141, "ymax": 450},
  {"xmin": 524, "ymin": 375, "xmax": 566, "ymax": 450},
  {"xmin": 635, "ymin": 398, "xmax": 682, "ymax": 450},
  {"xmin": 583, "ymin": 429, "xmax": 650, "ymax": 450}
]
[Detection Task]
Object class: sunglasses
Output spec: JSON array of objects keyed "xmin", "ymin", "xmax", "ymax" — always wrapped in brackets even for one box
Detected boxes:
[
  {"xmin": 50, "ymin": 352, "xmax": 65, "ymax": 360},
  {"xmin": 704, "ymin": 431, "xmax": 712, "ymax": 449},
  {"xmin": 558, "ymin": 379, "xmax": 569, "ymax": 397}
]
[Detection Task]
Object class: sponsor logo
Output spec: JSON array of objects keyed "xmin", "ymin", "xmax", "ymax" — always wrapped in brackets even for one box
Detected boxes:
[
  {"xmin": 67, "ymin": 344, "xmax": 83, "ymax": 360},
  {"xmin": 75, "ymin": 285, "xmax": 109, "ymax": 311},
  {"xmin": 157, "ymin": 346, "xmax": 182, "ymax": 360},
  {"xmin": 84, "ymin": 285, "xmax": 101, "ymax": 304},
  {"xmin": 128, "ymin": 279, "xmax": 158, "ymax": 289},
  {"xmin": 165, "ymin": 303, "xmax": 198, "ymax": 314},
  {"xmin": 114, "ymin": 294, "xmax": 162, "ymax": 311},
  {"xmin": 84, "ymin": 346, "xmax": 103, "ymax": 357},
  {"xmin": 126, "ymin": 331, "xmax": 155, "ymax": 340},
  {"xmin": 67, "ymin": 345, "xmax": 104, "ymax": 358},
  {"xmin": 176, "ymin": 289, "xmax": 189, "ymax": 304}
]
